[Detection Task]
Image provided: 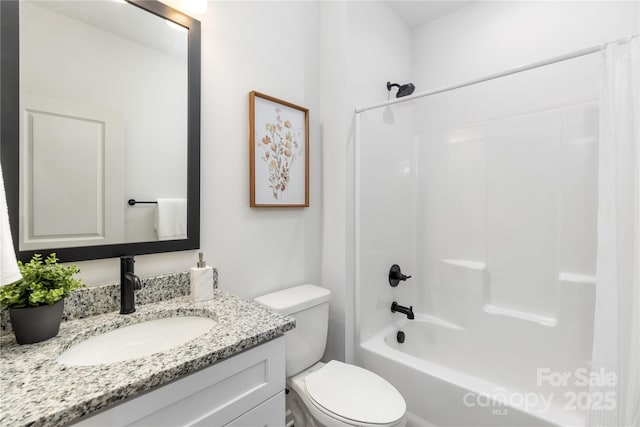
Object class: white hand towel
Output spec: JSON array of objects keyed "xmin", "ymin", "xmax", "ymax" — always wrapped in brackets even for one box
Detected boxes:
[
  {"xmin": 154, "ymin": 198, "xmax": 187, "ymax": 240},
  {"xmin": 0, "ymin": 164, "xmax": 22, "ymax": 286}
]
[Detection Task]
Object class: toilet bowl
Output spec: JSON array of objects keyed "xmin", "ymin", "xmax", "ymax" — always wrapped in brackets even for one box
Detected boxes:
[
  {"xmin": 288, "ymin": 361, "xmax": 406, "ymax": 427},
  {"xmin": 255, "ymin": 284, "xmax": 407, "ymax": 427}
]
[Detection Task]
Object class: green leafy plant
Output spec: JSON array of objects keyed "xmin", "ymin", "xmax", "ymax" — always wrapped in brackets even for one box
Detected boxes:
[{"xmin": 0, "ymin": 253, "xmax": 84, "ymax": 309}]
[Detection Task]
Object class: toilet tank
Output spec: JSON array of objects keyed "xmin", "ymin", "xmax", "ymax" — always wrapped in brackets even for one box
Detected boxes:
[{"xmin": 255, "ymin": 284, "xmax": 330, "ymax": 377}]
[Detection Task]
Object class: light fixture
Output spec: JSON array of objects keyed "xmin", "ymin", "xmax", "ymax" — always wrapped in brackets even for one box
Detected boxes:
[{"xmin": 182, "ymin": 0, "xmax": 207, "ymax": 14}]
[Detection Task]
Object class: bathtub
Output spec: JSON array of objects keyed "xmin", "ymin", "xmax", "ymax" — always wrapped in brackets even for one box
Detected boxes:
[{"xmin": 360, "ymin": 317, "xmax": 587, "ymax": 427}]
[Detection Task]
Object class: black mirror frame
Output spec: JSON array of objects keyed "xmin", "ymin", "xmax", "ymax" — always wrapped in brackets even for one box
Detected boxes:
[{"xmin": 0, "ymin": 0, "xmax": 201, "ymax": 262}]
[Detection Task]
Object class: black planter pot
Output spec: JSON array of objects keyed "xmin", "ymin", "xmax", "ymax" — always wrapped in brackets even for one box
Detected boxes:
[{"xmin": 9, "ymin": 300, "xmax": 64, "ymax": 344}]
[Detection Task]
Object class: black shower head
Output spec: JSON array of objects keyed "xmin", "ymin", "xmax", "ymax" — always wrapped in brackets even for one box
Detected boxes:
[{"xmin": 387, "ymin": 81, "xmax": 415, "ymax": 98}]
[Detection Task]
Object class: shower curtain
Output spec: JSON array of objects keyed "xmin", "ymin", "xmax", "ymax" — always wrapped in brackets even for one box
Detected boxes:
[{"xmin": 588, "ymin": 37, "xmax": 639, "ymax": 427}]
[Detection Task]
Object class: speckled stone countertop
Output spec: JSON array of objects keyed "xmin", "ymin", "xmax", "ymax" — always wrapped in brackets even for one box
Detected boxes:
[{"xmin": 0, "ymin": 290, "xmax": 295, "ymax": 426}]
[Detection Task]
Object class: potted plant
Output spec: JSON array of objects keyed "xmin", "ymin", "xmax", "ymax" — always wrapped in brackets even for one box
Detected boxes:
[{"xmin": 0, "ymin": 253, "xmax": 84, "ymax": 344}]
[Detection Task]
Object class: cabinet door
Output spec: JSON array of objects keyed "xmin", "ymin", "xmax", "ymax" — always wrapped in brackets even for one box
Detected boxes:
[
  {"xmin": 73, "ymin": 337, "xmax": 285, "ymax": 426},
  {"xmin": 224, "ymin": 391, "xmax": 285, "ymax": 427}
]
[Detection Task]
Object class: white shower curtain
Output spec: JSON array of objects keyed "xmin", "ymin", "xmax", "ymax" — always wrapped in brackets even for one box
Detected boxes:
[{"xmin": 588, "ymin": 37, "xmax": 640, "ymax": 427}]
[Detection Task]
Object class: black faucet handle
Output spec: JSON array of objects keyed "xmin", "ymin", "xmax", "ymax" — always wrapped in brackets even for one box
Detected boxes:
[
  {"xmin": 389, "ymin": 264, "xmax": 412, "ymax": 287},
  {"xmin": 126, "ymin": 272, "xmax": 142, "ymax": 291}
]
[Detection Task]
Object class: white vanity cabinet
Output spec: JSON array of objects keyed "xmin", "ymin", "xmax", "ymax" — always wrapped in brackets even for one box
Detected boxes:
[{"xmin": 74, "ymin": 336, "xmax": 285, "ymax": 426}]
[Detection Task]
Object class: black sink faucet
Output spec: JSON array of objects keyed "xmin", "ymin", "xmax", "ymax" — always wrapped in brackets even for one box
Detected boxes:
[
  {"xmin": 120, "ymin": 256, "xmax": 142, "ymax": 314},
  {"xmin": 391, "ymin": 301, "xmax": 415, "ymax": 320}
]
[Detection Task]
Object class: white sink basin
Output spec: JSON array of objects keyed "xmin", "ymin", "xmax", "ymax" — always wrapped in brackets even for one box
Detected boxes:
[{"xmin": 57, "ymin": 316, "xmax": 217, "ymax": 366}]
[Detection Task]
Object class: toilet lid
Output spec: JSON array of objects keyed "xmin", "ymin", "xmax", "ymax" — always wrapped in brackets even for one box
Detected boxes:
[{"xmin": 304, "ymin": 361, "xmax": 406, "ymax": 425}]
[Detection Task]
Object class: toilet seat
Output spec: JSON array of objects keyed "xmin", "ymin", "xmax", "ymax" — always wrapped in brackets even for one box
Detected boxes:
[{"xmin": 303, "ymin": 360, "xmax": 406, "ymax": 426}]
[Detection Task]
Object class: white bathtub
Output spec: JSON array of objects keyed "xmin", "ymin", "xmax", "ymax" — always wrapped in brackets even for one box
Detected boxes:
[{"xmin": 360, "ymin": 318, "xmax": 587, "ymax": 427}]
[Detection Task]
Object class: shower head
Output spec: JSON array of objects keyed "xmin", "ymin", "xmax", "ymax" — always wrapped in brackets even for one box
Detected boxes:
[{"xmin": 387, "ymin": 81, "xmax": 415, "ymax": 98}]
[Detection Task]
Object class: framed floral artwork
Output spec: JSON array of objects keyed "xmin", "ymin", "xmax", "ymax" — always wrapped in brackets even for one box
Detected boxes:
[{"xmin": 250, "ymin": 91, "xmax": 309, "ymax": 207}]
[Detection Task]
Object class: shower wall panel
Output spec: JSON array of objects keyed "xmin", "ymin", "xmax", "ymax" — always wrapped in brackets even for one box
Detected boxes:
[
  {"xmin": 418, "ymin": 128, "xmax": 486, "ymax": 325},
  {"xmin": 417, "ymin": 103, "xmax": 597, "ymax": 328},
  {"xmin": 358, "ymin": 104, "xmax": 415, "ymax": 342},
  {"xmin": 485, "ymin": 112, "xmax": 562, "ymax": 317}
]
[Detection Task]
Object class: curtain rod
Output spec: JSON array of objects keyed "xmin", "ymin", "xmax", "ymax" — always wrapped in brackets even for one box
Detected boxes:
[{"xmin": 355, "ymin": 34, "xmax": 639, "ymax": 114}]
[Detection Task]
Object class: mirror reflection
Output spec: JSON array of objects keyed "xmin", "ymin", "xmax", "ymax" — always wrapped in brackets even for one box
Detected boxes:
[{"xmin": 19, "ymin": 0, "xmax": 188, "ymax": 251}]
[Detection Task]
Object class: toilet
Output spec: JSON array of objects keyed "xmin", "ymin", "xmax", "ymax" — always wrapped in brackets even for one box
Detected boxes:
[{"xmin": 255, "ymin": 284, "xmax": 406, "ymax": 427}]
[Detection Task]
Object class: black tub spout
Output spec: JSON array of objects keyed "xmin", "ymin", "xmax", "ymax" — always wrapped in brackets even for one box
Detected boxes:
[{"xmin": 391, "ymin": 301, "xmax": 415, "ymax": 319}]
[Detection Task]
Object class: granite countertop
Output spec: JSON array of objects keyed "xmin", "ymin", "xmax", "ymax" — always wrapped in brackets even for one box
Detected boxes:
[{"xmin": 0, "ymin": 289, "xmax": 295, "ymax": 426}]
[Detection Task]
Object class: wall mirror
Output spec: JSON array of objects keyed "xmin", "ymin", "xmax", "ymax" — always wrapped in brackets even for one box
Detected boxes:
[{"xmin": 1, "ymin": 0, "xmax": 201, "ymax": 262}]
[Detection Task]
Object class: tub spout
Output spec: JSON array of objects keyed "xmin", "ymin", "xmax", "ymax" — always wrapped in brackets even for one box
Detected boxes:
[{"xmin": 391, "ymin": 301, "xmax": 414, "ymax": 319}]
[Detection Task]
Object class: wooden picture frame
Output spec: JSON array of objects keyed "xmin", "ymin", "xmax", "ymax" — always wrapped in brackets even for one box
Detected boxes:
[{"xmin": 250, "ymin": 91, "xmax": 309, "ymax": 207}]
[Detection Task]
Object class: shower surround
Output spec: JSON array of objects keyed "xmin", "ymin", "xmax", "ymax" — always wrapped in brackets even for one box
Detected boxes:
[{"xmin": 353, "ymin": 51, "xmax": 602, "ymax": 426}]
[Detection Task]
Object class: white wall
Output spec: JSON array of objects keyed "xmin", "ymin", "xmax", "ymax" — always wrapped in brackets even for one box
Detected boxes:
[
  {"xmin": 74, "ymin": 1, "xmax": 323, "ymax": 304},
  {"xmin": 413, "ymin": 1, "xmax": 640, "ymax": 89},
  {"xmin": 198, "ymin": 1, "xmax": 321, "ymax": 299},
  {"xmin": 318, "ymin": 1, "xmax": 350, "ymax": 363},
  {"xmin": 318, "ymin": 1, "xmax": 413, "ymax": 361}
]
